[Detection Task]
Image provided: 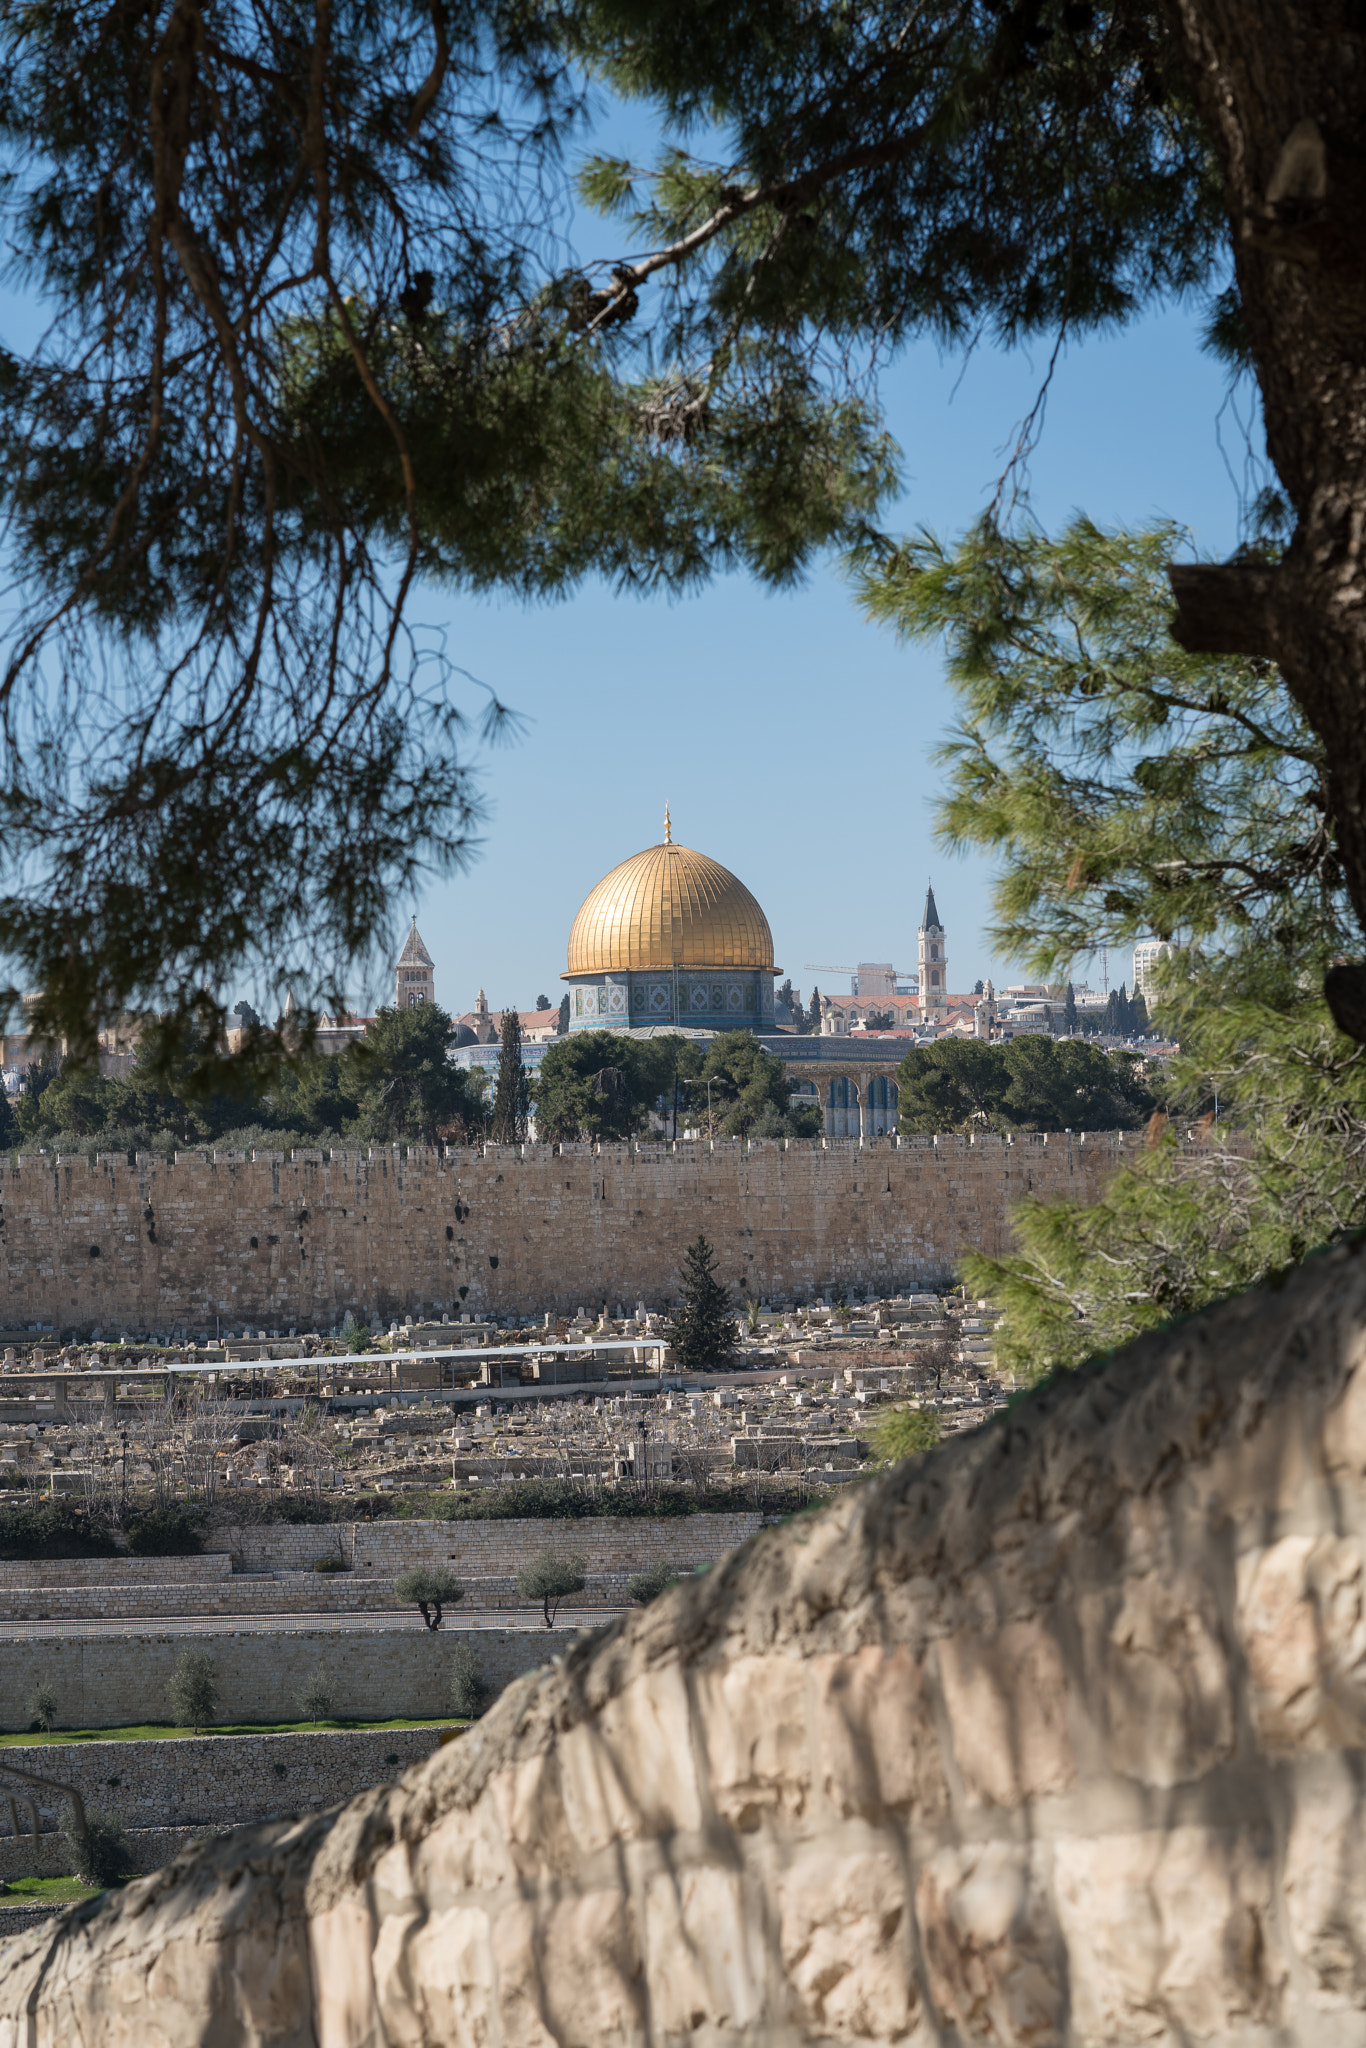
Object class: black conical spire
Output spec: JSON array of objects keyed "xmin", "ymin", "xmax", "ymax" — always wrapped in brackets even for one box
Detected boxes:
[{"xmin": 921, "ymin": 881, "xmax": 941, "ymax": 931}]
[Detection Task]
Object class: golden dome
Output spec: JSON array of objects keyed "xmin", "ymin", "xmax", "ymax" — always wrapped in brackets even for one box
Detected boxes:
[{"xmin": 566, "ymin": 820, "xmax": 776, "ymax": 977}]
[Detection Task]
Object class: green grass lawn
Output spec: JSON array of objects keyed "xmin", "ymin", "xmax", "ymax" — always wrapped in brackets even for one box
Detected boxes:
[
  {"xmin": 0, "ymin": 1875, "xmax": 103, "ymax": 1905},
  {"xmin": 0, "ymin": 1715, "xmax": 465, "ymax": 1745}
]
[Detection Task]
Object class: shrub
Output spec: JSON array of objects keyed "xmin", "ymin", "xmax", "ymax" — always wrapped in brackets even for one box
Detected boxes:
[
  {"xmin": 516, "ymin": 1547, "xmax": 586, "ymax": 1627},
  {"xmin": 393, "ymin": 1566, "xmax": 464, "ymax": 1630},
  {"xmin": 61, "ymin": 1806, "xmax": 134, "ymax": 1888},
  {"xmin": 0, "ymin": 1501, "xmax": 117, "ymax": 1559},
  {"xmin": 297, "ymin": 1664, "xmax": 335, "ymax": 1725},
  {"xmin": 167, "ymin": 1648, "xmax": 218, "ymax": 1732},
  {"xmin": 27, "ymin": 1681, "xmax": 57, "ymax": 1733},
  {"xmin": 869, "ymin": 1406, "xmax": 943, "ymax": 1465},
  {"xmin": 125, "ymin": 1504, "xmax": 204, "ymax": 1556},
  {"xmin": 312, "ymin": 1554, "xmax": 347, "ymax": 1573},
  {"xmin": 627, "ymin": 1562, "xmax": 681, "ymax": 1606},
  {"xmin": 448, "ymin": 1640, "xmax": 489, "ymax": 1719}
]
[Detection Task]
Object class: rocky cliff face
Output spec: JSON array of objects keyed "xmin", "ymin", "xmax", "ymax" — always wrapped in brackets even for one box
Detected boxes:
[{"xmin": 5, "ymin": 1240, "xmax": 1366, "ymax": 2045}]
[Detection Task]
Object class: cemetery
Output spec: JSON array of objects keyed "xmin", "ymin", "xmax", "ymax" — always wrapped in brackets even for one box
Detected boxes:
[{"xmin": 0, "ymin": 1287, "xmax": 1000, "ymax": 1925}]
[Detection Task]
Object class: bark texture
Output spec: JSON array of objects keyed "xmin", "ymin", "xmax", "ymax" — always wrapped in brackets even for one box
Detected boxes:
[
  {"xmin": 1166, "ymin": 3, "xmax": 1366, "ymax": 968},
  {"xmin": 4, "ymin": 1240, "xmax": 1366, "ymax": 2041}
]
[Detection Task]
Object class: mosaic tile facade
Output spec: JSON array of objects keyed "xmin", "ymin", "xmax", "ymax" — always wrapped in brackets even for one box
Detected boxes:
[{"xmin": 568, "ymin": 969, "xmax": 774, "ymax": 1032}]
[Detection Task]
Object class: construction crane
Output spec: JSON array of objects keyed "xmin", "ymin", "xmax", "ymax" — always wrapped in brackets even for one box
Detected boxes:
[{"xmin": 802, "ymin": 964, "xmax": 916, "ymax": 976}]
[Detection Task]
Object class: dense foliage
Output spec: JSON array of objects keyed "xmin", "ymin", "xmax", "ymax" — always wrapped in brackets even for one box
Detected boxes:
[
  {"xmin": 532, "ymin": 1030, "xmax": 686, "ymax": 1141},
  {"xmin": 532, "ymin": 1027, "xmax": 823, "ymax": 1142},
  {"xmin": 669, "ymin": 1234, "xmax": 737, "ymax": 1373},
  {"xmin": 0, "ymin": 0, "xmax": 911, "ymax": 1058},
  {"xmin": 859, "ymin": 517, "xmax": 1366, "ymax": 1377},
  {"xmin": 0, "ymin": 1501, "xmax": 118, "ymax": 1560},
  {"xmin": 9, "ymin": 1003, "xmax": 486, "ymax": 1155},
  {"xmin": 123, "ymin": 1505, "xmax": 205, "ymax": 1558},
  {"xmin": 490, "ymin": 1009, "xmax": 530, "ymax": 1145},
  {"xmin": 895, "ymin": 1036, "xmax": 1157, "ymax": 1135},
  {"xmin": 699, "ymin": 1032, "xmax": 823, "ymax": 1139},
  {"xmin": 516, "ymin": 1546, "xmax": 586, "ymax": 1626}
]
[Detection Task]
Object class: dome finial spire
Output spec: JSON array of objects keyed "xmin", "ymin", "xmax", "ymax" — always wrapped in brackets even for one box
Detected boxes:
[{"xmin": 663, "ymin": 802, "xmax": 672, "ymax": 844}]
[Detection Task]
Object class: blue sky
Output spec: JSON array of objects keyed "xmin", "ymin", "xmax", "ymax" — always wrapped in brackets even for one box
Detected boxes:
[
  {"xmin": 408, "ymin": 303, "xmax": 1247, "ymax": 1015},
  {"xmin": 0, "ymin": 106, "xmax": 1256, "ymax": 1018}
]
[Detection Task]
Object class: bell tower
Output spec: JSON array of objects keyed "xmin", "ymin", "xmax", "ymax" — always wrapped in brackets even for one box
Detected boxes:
[
  {"xmin": 395, "ymin": 917, "xmax": 435, "ymax": 1009},
  {"xmin": 917, "ymin": 883, "xmax": 947, "ymax": 1021}
]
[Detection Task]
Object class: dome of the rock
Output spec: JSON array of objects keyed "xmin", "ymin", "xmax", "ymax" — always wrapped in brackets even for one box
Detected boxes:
[{"xmin": 562, "ymin": 810, "xmax": 778, "ymax": 1032}]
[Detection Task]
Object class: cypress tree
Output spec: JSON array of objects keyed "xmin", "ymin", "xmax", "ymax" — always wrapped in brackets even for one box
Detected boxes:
[
  {"xmin": 670, "ymin": 1235, "xmax": 737, "ymax": 1374},
  {"xmin": 491, "ymin": 1009, "xmax": 529, "ymax": 1145},
  {"xmin": 1064, "ymin": 984, "xmax": 1078, "ymax": 1034}
]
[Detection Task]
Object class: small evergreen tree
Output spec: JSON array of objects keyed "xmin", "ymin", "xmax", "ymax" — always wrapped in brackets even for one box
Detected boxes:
[
  {"xmin": 167, "ymin": 1648, "xmax": 218, "ymax": 1733},
  {"xmin": 808, "ymin": 988, "xmax": 823, "ymax": 1034},
  {"xmin": 298, "ymin": 1663, "xmax": 335, "ymax": 1725},
  {"xmin": 490, "ymin": 1008, "xmax": 529, "ymax": 1145},
  {"xmin": 448, "ymin": 1640, "xmax": 489, "ymax": 1718},
  {"xmin": 1064, "ymin": 984, "xmax": 1078, "ymax": 1033},
  {"xmin": 27, "ymin": 1680, "xmax": 57, "ymax": 1733},
  {"xmin": 556, "ymin": 995, "xmax": 570, "ymax": 1036},
  {"xmin": 670, "ymin": 1235, "xmax": 737, "ymax": 1373},
  {"xmin": 628, "ymin": 1562, "xmax": 681, "ymax": 1605}
]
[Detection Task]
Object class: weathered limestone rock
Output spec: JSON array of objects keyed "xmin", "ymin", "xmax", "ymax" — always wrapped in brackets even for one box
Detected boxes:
[{"xmin": 8, "ymin": 1239, "xmax": 1366, "ymax": 2044}]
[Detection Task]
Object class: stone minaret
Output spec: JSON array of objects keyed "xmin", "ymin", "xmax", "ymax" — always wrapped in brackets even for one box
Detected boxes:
[
  {"xmin": 395, "ymin": 918, "xmax": 435, "ymax": 1009},
  {"xmin": 918, "ymin": 883, "xmax": 947, "ymax": 1021}
]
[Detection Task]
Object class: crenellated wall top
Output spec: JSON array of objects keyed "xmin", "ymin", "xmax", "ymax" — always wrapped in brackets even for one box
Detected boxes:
[{"xmin": 0, "ymin": 1128, "xmax": 1159, "ymax": 1183}]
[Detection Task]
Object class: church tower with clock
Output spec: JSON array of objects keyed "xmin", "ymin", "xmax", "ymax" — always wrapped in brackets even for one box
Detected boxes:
[{"xmin": 917, "ymin": 883, "xmax": 947, "ymax": 1022}]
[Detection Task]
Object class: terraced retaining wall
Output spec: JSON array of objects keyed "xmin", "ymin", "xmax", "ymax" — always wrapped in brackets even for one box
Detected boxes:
[
  {"xmin": 0, "ymin": 1728, "xmax": 448, "ymax": 1880},
  {"xmin": 0, "ymin": 1132, "xmax": 1122, "ymax": 1332},
  {"xmin": 0, "ymin": 1623, "xmax": 572, "ymax": 1731},
  {"xmin": 0, "ymin": 1517, "xmax": 762, "ymax": 1621}
]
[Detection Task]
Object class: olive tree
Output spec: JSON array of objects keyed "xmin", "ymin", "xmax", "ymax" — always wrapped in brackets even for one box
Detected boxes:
[
  {"xmin": 394, "ymin": 1567, "xmax": 465, "ymax": 1632},
  {"xmin": 516, "ymin": 1548, "xmax": 586, "ymax": 1628}
]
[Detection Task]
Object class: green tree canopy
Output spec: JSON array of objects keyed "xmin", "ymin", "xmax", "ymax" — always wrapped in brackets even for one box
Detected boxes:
[
  {"xmin": 533, "ymin": 1031, "xmax": 689, "ymax": 1142},
  {"xmin": 9, "ymin": 0, "xmax": 1366, "ymax": 1074},
  {"xmin": 348, "ymin": 1005, "xmax": 484, "ymax": 1147},
  {"xmin": 3, "ymin": 1005, "xmax": 489, "ymax": 1156},
  {"xmin": 894, "ymin": 1035, "xmax": 1155, "ymax": 1136},
  {"xmin": 394, "ymin": 1566, "xmax": 465, "ymax": 1631},
  {"xmin": 864, "ymin": 517, "xmax": 1366, "ymax": 1377},
  {"xmin": 698, "ymin": 1031, "xmax": 822, "ymax": 1139},
  {"xmin": 490, "ymin": 1008, "xmax": 530, "ymax": 1145},
  {"xmin": 516, "ymin": 1547, "xmax": 586, "ymax": 1628}
]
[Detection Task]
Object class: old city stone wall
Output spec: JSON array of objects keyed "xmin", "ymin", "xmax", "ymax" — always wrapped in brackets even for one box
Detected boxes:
[
  {"xmin": 6, "ymin": 1240, "xmax": 1366, "ymax": 2043},
  {"xmin": 0, "ymin": 1132, "xmax": 1122, "ymax": 1332},
  {"xmin": 0, "ymin": 1624, "xmax": 571, "ymax": 1731}
]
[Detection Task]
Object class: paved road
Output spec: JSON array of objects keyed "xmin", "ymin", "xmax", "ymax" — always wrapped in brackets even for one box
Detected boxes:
[{"xmin": 0, "ymin": 1607, "xmax": 626, "ymax": 1639}]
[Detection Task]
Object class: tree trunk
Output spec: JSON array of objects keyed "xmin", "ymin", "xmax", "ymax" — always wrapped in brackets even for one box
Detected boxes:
[{"xmin": 1165, "ymin": 2, "xmax": 1366, "ymax": 1032}]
